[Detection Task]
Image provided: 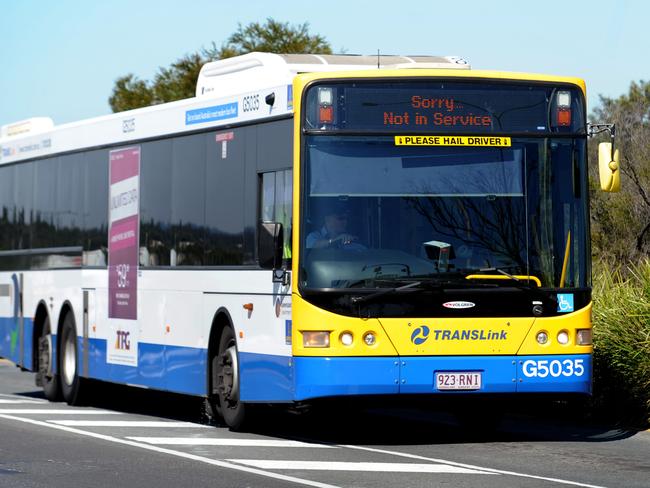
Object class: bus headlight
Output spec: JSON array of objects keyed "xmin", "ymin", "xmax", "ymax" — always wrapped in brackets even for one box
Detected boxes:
[
  {"xmin": 302, "ymin": 331, "xmax": 330, "ymax": 348},
  {"xmin": 536, "ymin": 331, "xmax": 549, "ymax": 345},
  {"xmin": 576, "ymin": 329, "xmax": 592, "ymax": 345},
  {"xmin": 340, "ymin": 332, "xmax": 354, "ymax": 346},
  {"xmin": 557, "ymin": 330, "xmax": 570, "ymax": 345}
]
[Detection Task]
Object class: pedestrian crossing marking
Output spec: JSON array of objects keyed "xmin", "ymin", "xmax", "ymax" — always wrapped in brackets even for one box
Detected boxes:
[
  {"xmin": 48, "ymin": 420, "xmax": 210, "ymax": 428},
  {"xmin": 228, "ymin": 460, "xmax": 496, "ymax": 474},
  {"xmin": 0, "ymin": 399, "xmax": 44, "ymax": 404},
  {"xmin": 127, "ymin": 437, "xmax": 334, "ymax": 448},
  {"xmin": 0, "ymin": 409, "xmax": 122, "ymax": 414}
]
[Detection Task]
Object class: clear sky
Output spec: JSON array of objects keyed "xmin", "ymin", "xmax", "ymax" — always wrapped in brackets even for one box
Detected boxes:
[{"xmin": 0, "ymin": 0, "xmax": 646, "ymax": 128}]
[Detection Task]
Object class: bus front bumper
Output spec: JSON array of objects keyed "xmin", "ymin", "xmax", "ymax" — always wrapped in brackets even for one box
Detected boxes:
[{"xmin": 292, "ymin": 354, "xmax": 592, "ymax": 401}]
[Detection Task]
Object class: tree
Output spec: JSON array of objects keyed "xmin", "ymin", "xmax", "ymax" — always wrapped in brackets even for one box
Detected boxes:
[
  {"xmin": 109, "ymin": 19, "xmax": 332, "ymax": 112},
  {"xmin": 589, "ymin": 80, "xmax": 650, "ymax": 264}
]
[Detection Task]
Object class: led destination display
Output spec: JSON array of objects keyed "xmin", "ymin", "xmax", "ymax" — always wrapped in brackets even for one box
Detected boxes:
[{"xmin": 304, "ymin": 81, "xmax": 584, "ymax": 134}]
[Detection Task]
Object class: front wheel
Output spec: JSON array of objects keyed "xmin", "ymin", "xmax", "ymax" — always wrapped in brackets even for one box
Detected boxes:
[{"xmin": 215, "ymin": 326, "xmax": 247, "ymax": 430}]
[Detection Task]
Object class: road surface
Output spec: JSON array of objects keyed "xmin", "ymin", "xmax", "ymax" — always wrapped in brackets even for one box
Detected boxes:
[{"xmin": 0, "ymin": 358, "xmax": 648, "ymax": 488}]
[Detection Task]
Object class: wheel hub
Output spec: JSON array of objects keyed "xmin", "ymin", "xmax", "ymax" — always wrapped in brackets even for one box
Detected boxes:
[
  {"xmin": 38, "ymin": 334, "xmax": 53, "ymax": 378},
  {"xmin": 218, "ymin": 345, "xmax": 239, "ymax": 404}
]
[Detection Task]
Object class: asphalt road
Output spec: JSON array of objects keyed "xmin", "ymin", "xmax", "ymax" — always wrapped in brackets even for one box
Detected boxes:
[{"xmin": 0, "ymin": 358, "xmax": 648, "ymax": 488}]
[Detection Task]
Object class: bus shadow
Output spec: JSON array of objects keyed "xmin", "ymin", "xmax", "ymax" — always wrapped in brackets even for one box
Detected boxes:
[
  {"xmin": 12, "ymin": 386, "xmax": 642, "ymax": 446},
  {"xmin": 253, "ymin": 400, "xmax": 642, "ymax": 447},
  {"xmin": 14, "ymin": 380, "xmax": 206, "ymax": 423}
]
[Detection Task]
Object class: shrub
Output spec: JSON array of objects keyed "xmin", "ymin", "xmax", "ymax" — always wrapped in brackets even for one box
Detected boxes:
[{"xmin": 591, "ymin": 261, "xmax": 650, "ymax": 428}]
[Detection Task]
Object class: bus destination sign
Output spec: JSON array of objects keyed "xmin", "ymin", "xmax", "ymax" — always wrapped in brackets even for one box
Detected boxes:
[
  {"xmin": 344, "ymin": 86, "xmax": 548, "ymax": 133},
  {"xmin": 304, "ymin": 82, "xmax": 584, "ymax": 134},
  {"xmin": 384, "ymin": 95, "xmax": 493, "ymax": 129}
]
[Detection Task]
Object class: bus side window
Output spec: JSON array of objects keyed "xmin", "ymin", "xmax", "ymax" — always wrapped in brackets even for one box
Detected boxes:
[{"xmin": 260, "ymin": 170, "xmax": 292, "ymax": 262}]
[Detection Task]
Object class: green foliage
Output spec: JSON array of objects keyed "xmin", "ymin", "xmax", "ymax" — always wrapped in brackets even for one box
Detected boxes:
[
  {"xmin": 591, "ymin": 261, "xmax": 650, "ymax": 427},
  {"xmin": 150, "ymin": 52, "xmax": 204, "ymax": 105},
  {"xmin": 220, "ymin": 18, "xmax": 332, "ymax": 55},
  {"xmin": 108, "ymin": 18, "xmax": 332, "ymax": 112},
  {"xmin": 589, "ymin": 80, "xmax": 650, "ymax": 265},
  {"xmin": 108, "ymin": 74, "xmax": 154, "ymax": 112}
]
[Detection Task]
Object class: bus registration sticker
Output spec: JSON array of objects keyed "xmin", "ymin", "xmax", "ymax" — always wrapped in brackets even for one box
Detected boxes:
[
  {"xmin": 395, "ymin": 135, "xmax": 511, "ymax": 147},
  {"xmin": 435, "ymin": 371, "xmax": 482, "ymax": 390}
]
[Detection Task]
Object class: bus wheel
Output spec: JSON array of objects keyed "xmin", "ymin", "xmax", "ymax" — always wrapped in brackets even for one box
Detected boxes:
[
  {"xmin": 38, "ymin": 316, "xmax": 61, "ymax": 401},
  {"xmin": 59, "ymin": 312, "xmax": 85, "ymax": 406},
  {"xmin": 215, "ymin": 326, "xmax": 247, "ymax": 430}
]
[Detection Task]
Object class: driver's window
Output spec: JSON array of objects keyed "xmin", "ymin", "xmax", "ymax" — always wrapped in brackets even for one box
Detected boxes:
[{"xmin": 260, "ymin": 170, "xmax": 292, "ymax": 261}]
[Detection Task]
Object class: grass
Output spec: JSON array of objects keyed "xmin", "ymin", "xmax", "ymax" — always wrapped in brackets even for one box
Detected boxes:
[{"xmin": 590, "ymin": 261, "xmax": 650, "ymax": 428}]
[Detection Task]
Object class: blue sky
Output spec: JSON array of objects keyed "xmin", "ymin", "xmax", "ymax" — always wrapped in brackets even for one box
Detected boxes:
[{"xmin": 0, "ymin": 0, "xmax": 646, "ymax": 128}]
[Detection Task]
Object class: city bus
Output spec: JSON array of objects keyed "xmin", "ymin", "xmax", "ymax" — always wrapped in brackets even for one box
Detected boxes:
[{"xmin": 0, "ymin": 53, "xmax": 620, "ymax": 429}]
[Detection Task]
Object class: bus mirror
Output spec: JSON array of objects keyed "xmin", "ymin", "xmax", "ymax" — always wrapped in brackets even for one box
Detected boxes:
[
  {"xmin": 598, "ymin": 142, "xmax": 621, "ymax": 192},
  {"xmin": 258, "ymin": 222, "xmax": 283, "ymax": 270}
]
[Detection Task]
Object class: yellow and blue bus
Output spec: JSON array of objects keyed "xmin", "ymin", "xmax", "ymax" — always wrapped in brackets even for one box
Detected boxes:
[{"xmin": 0, "ymin": 53, "xmax": 619, "ymax": 429}]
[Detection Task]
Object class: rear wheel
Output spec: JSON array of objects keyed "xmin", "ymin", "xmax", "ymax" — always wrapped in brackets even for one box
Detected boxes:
[
  {"xmin": 214, "ymin": 326, "xmax": 247, "ymax": 430},
  {"xmin": 39, "ymin": 316, "xmax": 61, "ymax": 401},
  {"xmin": 59, "ymin": 312, "xmax": 86, "ymax": 405}
]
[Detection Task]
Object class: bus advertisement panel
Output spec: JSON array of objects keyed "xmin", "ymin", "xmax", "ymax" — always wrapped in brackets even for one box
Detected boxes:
[{"xmin": 107, "ymin": 146, "xmax": 140, "ymax": 366}]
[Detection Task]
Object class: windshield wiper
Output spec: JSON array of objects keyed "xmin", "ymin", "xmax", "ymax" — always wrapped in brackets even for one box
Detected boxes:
[
  {"xmin": 479, "ymin": 267, "xmax": 521, "ymax": 282},
  {"xmin": 351, "ymin": 281, "xmax": 422, "ymax": 304}
]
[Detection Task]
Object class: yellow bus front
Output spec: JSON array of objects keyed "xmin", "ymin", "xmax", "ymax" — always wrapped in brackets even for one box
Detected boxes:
[{"xmin": 290, "ymin": 70, "xmax": 593, "ymax": 401}]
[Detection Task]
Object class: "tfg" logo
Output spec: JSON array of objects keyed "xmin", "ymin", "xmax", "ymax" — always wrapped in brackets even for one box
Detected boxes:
[{"xmin": 115, "ymin": 330, "xmax": 130, "ymax": 350}]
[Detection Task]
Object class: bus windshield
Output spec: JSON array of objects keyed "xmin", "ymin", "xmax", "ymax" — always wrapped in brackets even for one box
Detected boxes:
[{"xmin": 300, "ymin": 135, "xmax": 589, "ymax": 291}]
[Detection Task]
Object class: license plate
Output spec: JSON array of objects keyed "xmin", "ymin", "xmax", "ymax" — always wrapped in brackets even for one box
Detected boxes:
[{"xmin": 435, "ymin": 371, "xmax": 482, "ymax": 390}]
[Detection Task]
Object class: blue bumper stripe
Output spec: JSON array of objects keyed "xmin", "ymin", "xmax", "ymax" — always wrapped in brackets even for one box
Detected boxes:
[
  {"xmin": 294, "ymin": 356, "xmax": 400, "ymax": 401},
  {"xmin": 3, "ymin": 314, "xmax": 591, "ymax": 402},
  {"xmin": 82, "ymin": 338, "xmax": 206, "ymax": 396},
  {"xmin": 239, "ymin": 352, "xmax": 294, "ymax": 402},
  {"xmin": 293, "ymin": 354, "xmax": 592, "ymax": 401}
]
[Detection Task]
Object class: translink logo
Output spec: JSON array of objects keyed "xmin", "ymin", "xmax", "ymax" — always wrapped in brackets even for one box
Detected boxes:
[
  {"xmin": 410, "ymin": 326, "xmax": 430, "ymax": 345},
  {"xmin": 433, "ymin": 329, "xmax": 508, "ymax": 341},
  {"xmin": 410, "ymin": 326, "xmax": 508, "ymax": 344}
]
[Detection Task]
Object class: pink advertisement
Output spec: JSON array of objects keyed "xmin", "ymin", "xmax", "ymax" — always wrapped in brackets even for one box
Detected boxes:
[{"xmin": 108, "ymin": 147, "xmax": 140, "ymax": 320}]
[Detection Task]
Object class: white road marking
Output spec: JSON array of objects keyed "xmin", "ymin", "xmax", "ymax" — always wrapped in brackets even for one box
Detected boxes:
[
  {"xmin": 229, "ymin": 460, "xmax": 494, "ymax": 474},
  {"xmin": 128, "ymin": 437, "xmax": 335, "ymax": 448},
  {"xmin": 0, "ymin": 394, "xmax": 46, "ymax": 403},
  {"xmin": 340, "ymin": 444, "xmax": 609, "ymax": 488},
  {"xmin": 0, "ymin": 399, "xmax": 44, "ymax": 404},
  {"xmin": 0, "ymin": 414, "xmax": 341, "ymax": 488},
  {"xmin": 48, "ymin": 420, "xmax": 209, "ymax": 428},
  {"xmin": 0, "ymin": 409, "xmax": 122, "ymax": 415}
]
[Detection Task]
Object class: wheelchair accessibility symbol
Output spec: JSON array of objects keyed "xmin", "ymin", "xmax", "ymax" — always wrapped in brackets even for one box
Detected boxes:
[{"xmin": 557, "ymin": 294, "xmax": 574, "ymax": 313}]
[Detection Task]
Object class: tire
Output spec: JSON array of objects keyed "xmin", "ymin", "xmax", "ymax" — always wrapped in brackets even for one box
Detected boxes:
[
  {"xmin": 206, "ymin": 352, "xmax": 224, "ymax": 423},
  {"xmin": 214, "ymin": 326, "xmax": 247, "ymax": 430},
  {"xmin": 39, "ymin": 316, "xmax": 61, "ymax": 401},
  {"xmin": 59, "ymin": 312, "xmax": 86, "ymax": 405}
]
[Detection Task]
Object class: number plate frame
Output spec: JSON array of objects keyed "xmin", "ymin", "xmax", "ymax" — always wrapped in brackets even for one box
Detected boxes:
[{"xmin": 435, "ymin": 371, "xmax": 482, "ymax": 391}]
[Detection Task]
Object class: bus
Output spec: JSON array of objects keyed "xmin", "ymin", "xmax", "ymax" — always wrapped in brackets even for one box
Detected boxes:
[{"xmin": 0, "ymin": 53, "xmax": 620, "ymax": 429}]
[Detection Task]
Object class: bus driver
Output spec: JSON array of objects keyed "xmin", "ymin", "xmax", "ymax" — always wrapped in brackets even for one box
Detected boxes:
[{"xmin": 306, "ymin": 204, "xmax": 365, "ymax": 250}]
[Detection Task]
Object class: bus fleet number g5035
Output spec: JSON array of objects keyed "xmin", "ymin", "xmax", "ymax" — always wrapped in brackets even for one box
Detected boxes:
[{"xmin": 522, "ymin": 359, "xmax": 585, "ymax": 378}]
